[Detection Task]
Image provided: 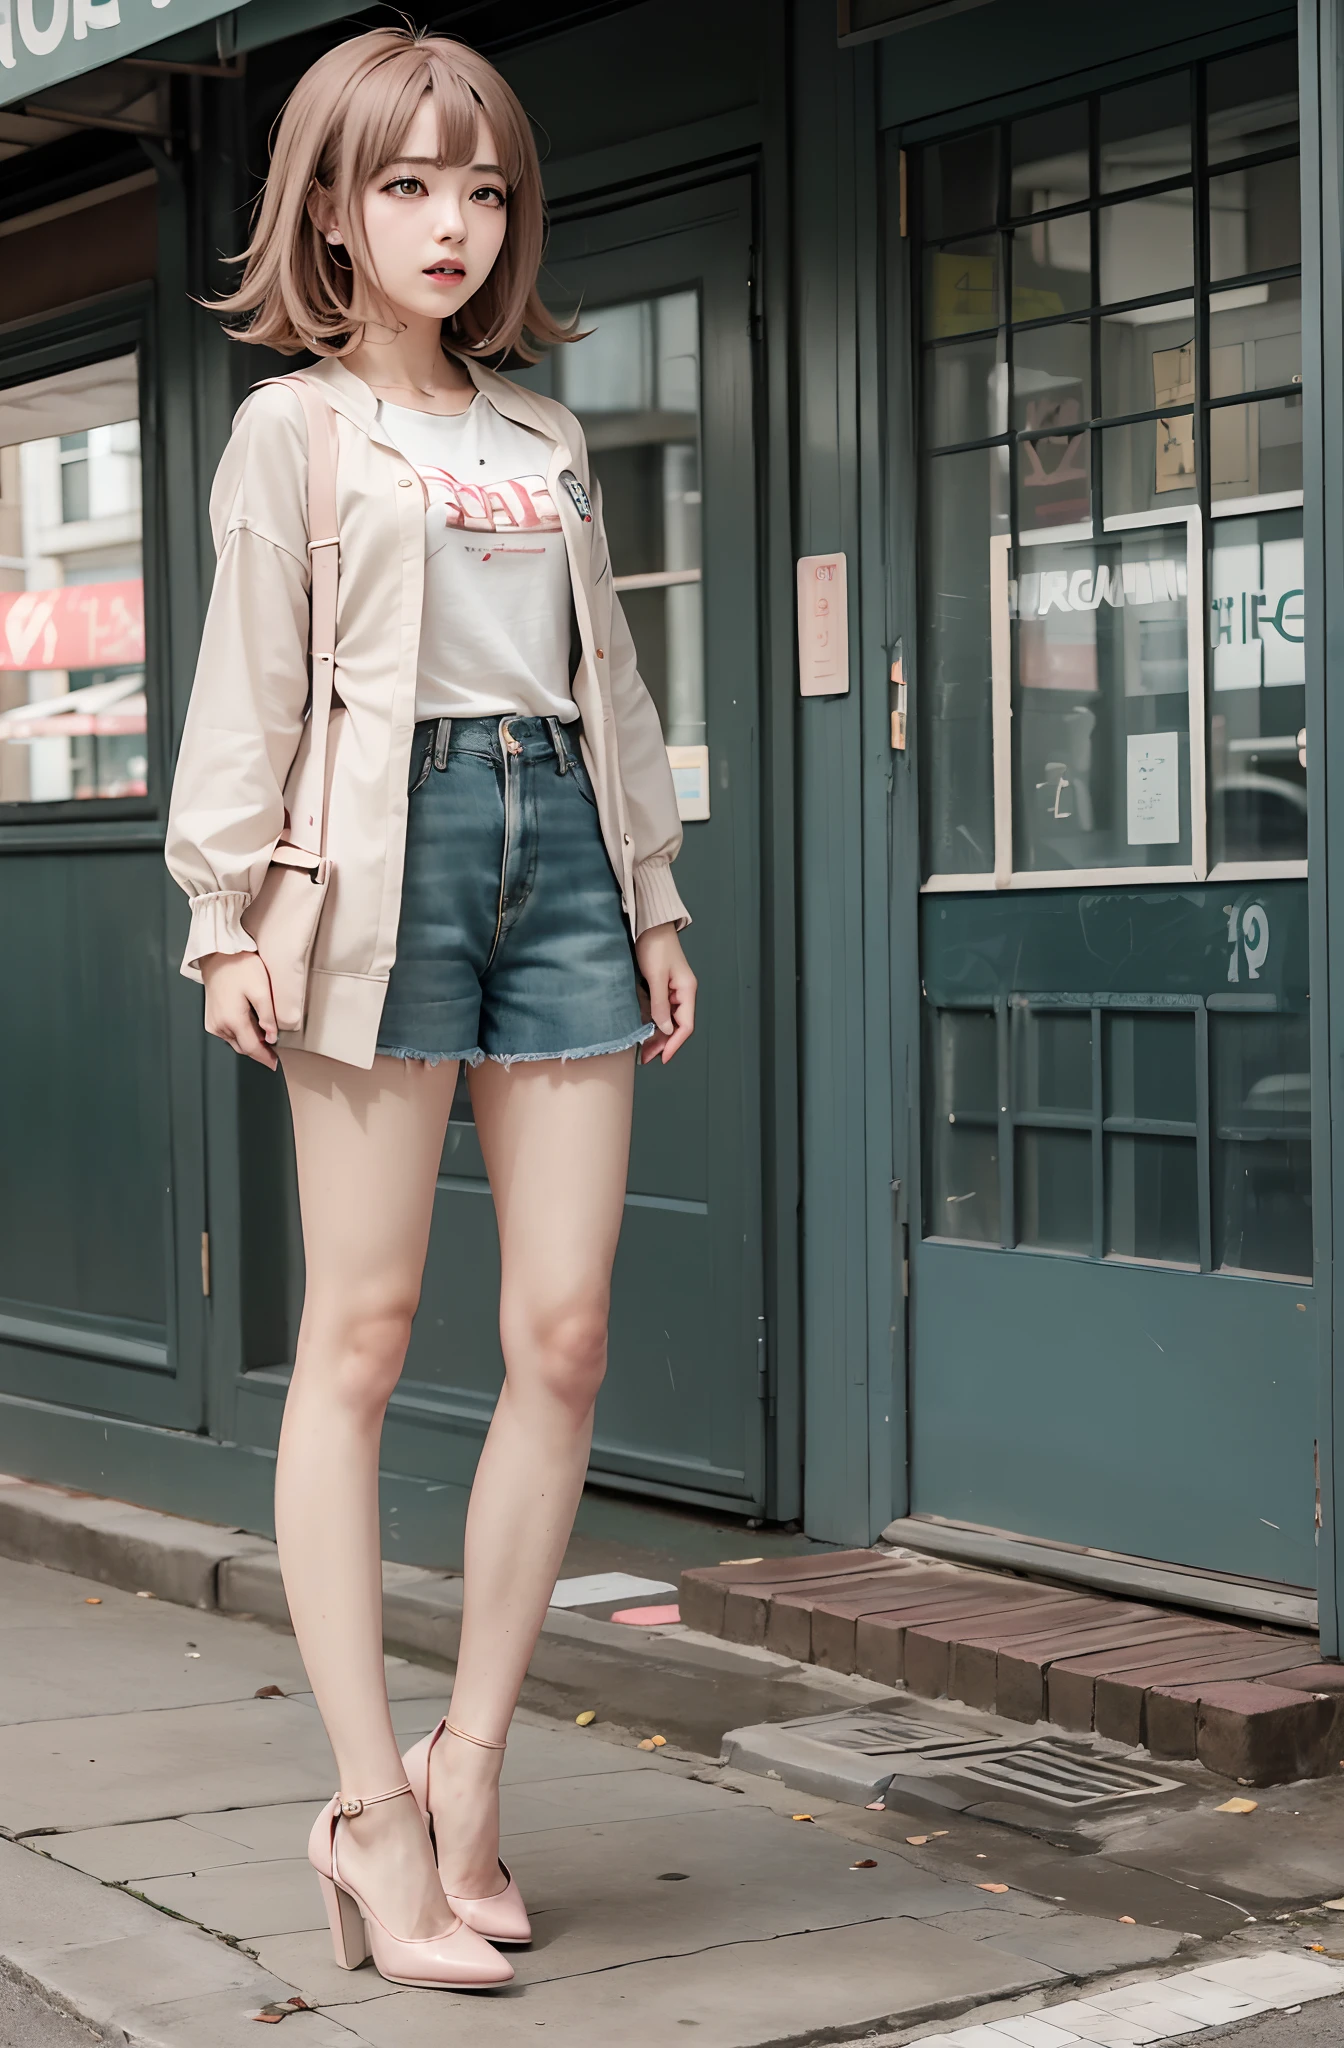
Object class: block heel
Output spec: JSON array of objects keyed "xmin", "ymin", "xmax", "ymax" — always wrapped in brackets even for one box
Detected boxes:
[{"xmin": 316, "ymin": 1870, "xmax": 369, "ymax": 1970}]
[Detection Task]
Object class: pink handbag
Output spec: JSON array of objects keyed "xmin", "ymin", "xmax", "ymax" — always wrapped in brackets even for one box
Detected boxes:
[{"xmin": 240, "ymin": 377, "xmax": 340, "ymax": 1034}]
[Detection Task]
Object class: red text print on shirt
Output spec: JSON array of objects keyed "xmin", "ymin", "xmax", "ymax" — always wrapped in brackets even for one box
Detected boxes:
[{"xmin": 419, "ymin": 466, "xmax": 561, "ymax": 534}]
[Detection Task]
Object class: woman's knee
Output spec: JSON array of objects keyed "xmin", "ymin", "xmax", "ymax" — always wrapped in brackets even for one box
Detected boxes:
[
  {"xmin": 298, "ymin": 1292, "xmax": 418, "ymax": 1417},
  {"xmin": 502, "ymin": 1296, "xmax": 609, "ymax": 1413}
]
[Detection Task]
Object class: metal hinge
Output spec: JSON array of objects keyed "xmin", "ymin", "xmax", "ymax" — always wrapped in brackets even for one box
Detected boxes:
[
  {"xmin": 200, "ymin": 1231, "xmax": 211, "ymax": 1298},
  {"xmin": 757, "ymin": 1315, "xmax": 774, "ymax": 1416}
]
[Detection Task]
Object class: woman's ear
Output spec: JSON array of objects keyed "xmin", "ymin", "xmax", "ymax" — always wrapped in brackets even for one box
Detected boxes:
[{"xmin": 306, "ymin": 183, "xmax": 343, "ymax": 247}]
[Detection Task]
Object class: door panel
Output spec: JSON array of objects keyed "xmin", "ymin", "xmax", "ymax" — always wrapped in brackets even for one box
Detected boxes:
[{"xmin": 401, "ymin": 177, "xmax": 766, "ymax": 1509}]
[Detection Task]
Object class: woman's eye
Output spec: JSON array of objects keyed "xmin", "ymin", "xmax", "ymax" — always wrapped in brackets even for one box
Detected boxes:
[
  {"xmin": 385, "ymin": 177, "xmax": 424, "ymax": 197},
  {"xmin": 472, "ymin": 185, "xmax": 506, "ymax": 207}
]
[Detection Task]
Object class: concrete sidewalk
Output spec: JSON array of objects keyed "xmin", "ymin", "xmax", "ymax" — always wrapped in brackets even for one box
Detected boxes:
[{"xmin": 5, "ymin": 1520, "xmax": 1344, "ymax": 2046}]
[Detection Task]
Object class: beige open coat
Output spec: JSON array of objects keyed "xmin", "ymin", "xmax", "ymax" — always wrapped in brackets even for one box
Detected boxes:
[{"xmin": 165, "ymin": 354, "xmax": 689, "ymax": 1069}]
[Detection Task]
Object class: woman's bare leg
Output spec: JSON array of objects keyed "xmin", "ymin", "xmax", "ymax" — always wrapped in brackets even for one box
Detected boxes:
[
  {"xmin": 426, "ymin": 1049, "xmax": 635, "ymax": 1898},
  {"xmin": 276, "ymin": 1047, "xmax": 461, "ymax": 1938}
]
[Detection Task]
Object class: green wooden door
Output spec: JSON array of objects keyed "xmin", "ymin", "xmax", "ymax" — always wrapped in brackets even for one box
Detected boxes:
[
  {"xmin": 904, "ymin": 29, "xmax": 1316, "ymax": 1586},
  {"xmin": 398, "ymin": 176, "xmax": 766, "ymax": 1512}
]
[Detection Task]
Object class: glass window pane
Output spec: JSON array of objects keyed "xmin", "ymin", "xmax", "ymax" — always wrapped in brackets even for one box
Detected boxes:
[
  {"xmin": 924, "ymin": 235, "xmax": 1001, "ymax": 338},
  {"xmin": 1101, "ymin": 417, "xmax": 1197, "ymax": 519},
  {"xmin": 1099, "ymin": 303, "xmax": 1195, "ymax": 422},
  {"xmin": 1212, "ymin": 1009, "xmax": 1311, "ymax": 1277},
  {"xmin": 926, "ymin": 1008, "xmax": 1000, "ymax": 1244},
  {"xmin": 921, "ymin": 130, "xmax": 1001, "ymax": 242},
  {"xmin": 924, "ymin": 335, "xmax": 1006, "ymax": 448},
  {"xmin": 1104, "ymin": 1011, "xmax": 1196, "ymax": 1124},
  {"xmin": 1099, "ymin": 74, "xmax": 1192, "ymax": 194},
  {"xmin": 921, "ymin": 447, "xmax": 1008, "ymax": 876},
  {"xmin": 1014, "ymin": 1007, "xmax": 1092, "ymax": 1113},
  {"xmin": 1012, "ymin": 527, "xmax": 1192, "ymax": 872},
  {"xmin": 1207, "ymin": 41, "xmax": 1299, "ymax": 167},
  {"xmin": 0, "ymin": 355, "xmax": 145, "ymax": 806},
  {"xmin": 1011, "ymin": 216, "xmax": 1090, "ymax": 323},
  {"xmin": 1012, "ymin": 320, "xmax": 1090, "ymax": 433},
  {"xmin": 1208, "ymin": 508, "xmax": 1306, "ymax": 864},
  {"xmin": 1209, "ymin": 158, "xmax": 1300, "ymax": 282},
  {"xmin": 1105, "ymin": 1134, "xmax": 1199, "ymax": 1263},
  {"xmin": 1209, "ymin": 282, "xmax": 1302, "ymax": 398},
  {"xmin": 1210, "ymin": 395, "xmax": 1303, "ymax": 502},
  {"xmin": 1016, "ymin": 1127, "xmax": 1092, "ymax": 1251},
  {"xmin": 1099, "ymin": 191, "xmax": 1194, "ymax": 306},
  {"xmin": 1011, "ymin": 103, "xmax": 1089, "ymax": 219},
  {"xmin": 1018, "ymin": 423, "xmax": 1091, "ymax": 532},
  {"xmin": 554, "ymin": 291, "xmax": 703, "ymax": 744}
]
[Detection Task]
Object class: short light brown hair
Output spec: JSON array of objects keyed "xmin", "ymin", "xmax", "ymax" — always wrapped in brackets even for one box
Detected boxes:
[{"xmin": 212, "ymin": 28, "xmax": 571, "ymax": 361}]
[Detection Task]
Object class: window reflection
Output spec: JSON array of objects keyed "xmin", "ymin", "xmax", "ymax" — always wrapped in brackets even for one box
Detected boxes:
[
  {"xmin": 0, "ymin": 354, "xmax": 145, "ymax": 805},
  {"xmin": 553, "ymin": 292, "xmax": 704, "ymax": 745},
  {"xmin": 926, "ymin": 1008, "xmax": 1000, "ymax": 1244},
  {"xmin": 1212, "ymin": 1010, "xmax": 1311, "ymax": 1277},
  {"xmin": 1209, "ymin": 509, "xmax": 1305, "ymax": 862}
]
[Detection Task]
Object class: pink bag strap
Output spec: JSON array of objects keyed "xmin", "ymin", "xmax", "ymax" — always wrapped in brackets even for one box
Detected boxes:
[{"xmin": 255, "ymin": 373, "xmax": 340, "ymax": 856}]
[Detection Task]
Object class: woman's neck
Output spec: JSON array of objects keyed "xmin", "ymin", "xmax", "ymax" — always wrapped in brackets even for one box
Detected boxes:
[{"xmin": 342, "ymin": 314, "xmax": 475, "ymax": 413}]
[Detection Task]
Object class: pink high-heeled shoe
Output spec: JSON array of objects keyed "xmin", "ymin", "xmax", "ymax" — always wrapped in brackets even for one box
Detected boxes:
[
  {"xmin": 307, "ymin": 1781, "xmax": 514, "ymax": 1988},
  {"xmin": 402, "ymin": 1717, "xmax": 532, "ymax": 1947}
]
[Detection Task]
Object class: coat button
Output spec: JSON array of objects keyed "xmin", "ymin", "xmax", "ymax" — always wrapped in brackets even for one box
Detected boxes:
[
  {"xmin": 595, "ymin": 648, "xmax": 605, "ymax": 658},
  {"xmin": 623, "ymin": 833, "xmax": 632, "ymax": 846},
  {"xmin": 398, "ymin": 477, "xmax": 413, "ymax": 488}
]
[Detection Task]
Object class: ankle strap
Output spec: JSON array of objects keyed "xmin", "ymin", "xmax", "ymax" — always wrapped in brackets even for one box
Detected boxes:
[
  {"xmin": 337, "ymin": 1781, "xmax": 415, "ymax": 1818},
  {"xmin": 444, "ymin": 1719, "xmax": 507, "ymax": 1752}
]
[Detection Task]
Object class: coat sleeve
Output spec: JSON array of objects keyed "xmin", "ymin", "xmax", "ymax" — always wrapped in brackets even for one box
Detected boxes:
[
  {"xmin": 164, "ymin": 387, "xmax": 312, "ymax": 981},
  {"xmin": 588, "ymin": 469, "xmax": 691, "ymax": 937}
]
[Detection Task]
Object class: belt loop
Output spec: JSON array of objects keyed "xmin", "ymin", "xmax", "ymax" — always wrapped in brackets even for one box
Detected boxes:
[
  {"xmin": 549, "ymin": 716, "xmax": 570, "ymax": 773},
  {"xmin": 434, "ymin": 716, "xmax": 452, "ymax": 770}
]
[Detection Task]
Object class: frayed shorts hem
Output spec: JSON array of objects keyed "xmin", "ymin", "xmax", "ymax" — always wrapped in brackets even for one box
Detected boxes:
[{"xmin": 375, "ymin": 1022, "xmax": 654, "ymax": 1070}]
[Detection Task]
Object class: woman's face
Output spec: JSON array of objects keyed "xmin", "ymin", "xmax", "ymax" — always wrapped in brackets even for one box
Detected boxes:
[{"xmin": 352, "ymin": 96, "xmax": 510, "ymax": 330}]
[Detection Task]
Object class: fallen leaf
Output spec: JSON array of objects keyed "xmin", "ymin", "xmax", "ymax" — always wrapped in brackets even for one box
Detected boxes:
[
  {"xmin": 135, "ymin": 1590, "xmax": 154, "ymax": 1599},
  {"xmin": 84, "ymin": 1597, "xmax": 102, "ymax": 1605},
  {"xmin": 718, "ymin": 1557, "xmax": 763, "ymax": 1565},
  {"xmin": 1216, "ymin": 1797, "xmax": 1258, "ymax": 1814},
  {"xmin": 1324, "ymin": 1898, "xmax": 1344, "ymax": 1911},
  {"xmin": 906, "ymin": 1835, "xmax": 931, "ymax": 1846},
  {"xmin": 865, "ymin": 1799, "xmax": 886, "ymax": 1811},
  {"xmin": 575, "ymin": 1710, "xmax": 597, "ymax": 1726},
  {"xmin": 185, "ymin": 1651, "xmax": 201, "ymax": 1659},
  {"xmin": 253, "ymin": 1999, "xmax": 310, "ymax": 2023},
  {"xmin": 638, "ymin": 1738, "xmax": 657, "ymax": 1751},
  {"xmin": 254, "ymin": 1685, "xmax": 286, "ymax": 1700},
  {"xmin": 976, "ymin": 1882, "xmax": 1010, "ymax": 1894},
  {"xmin": 850, "ymin": 1858, "xmax": 878, "ymax": 1869},
  {"xmin": 791, "ymin": 1813, "xmax": 815, "ymax": 1823},
  {"xmin": 651, "ymin": 1735, "xmax": 667, "ymax": 1747},
  {"xmin": 1118, "ymin": 1916, "xmax": 1136, "ymax": 1924}
]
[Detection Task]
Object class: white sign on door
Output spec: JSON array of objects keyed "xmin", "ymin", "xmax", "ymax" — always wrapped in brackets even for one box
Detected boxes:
[{"xmin": 1127, "ymin": 731, "xmax": 1180, "ymax": 845}]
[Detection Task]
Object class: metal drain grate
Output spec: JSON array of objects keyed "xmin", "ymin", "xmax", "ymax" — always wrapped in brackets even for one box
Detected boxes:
[
  {"xmin": 960, "ymin": 1738, "xmax": 1180, "ymax": 1809},
  {"xmin": 783, "ymin": 1710, "xmax": 1011, "ymax": 1761},
  {"xmin": 778, "ymin": 1708, "xmax": 1182, "ymax": 1810}
]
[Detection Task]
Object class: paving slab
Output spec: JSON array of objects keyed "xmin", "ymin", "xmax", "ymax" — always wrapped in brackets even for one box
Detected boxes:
[
  {"xmin": 43, "ymin": 1814, "xmax": 272, "ymax": 1882},
  {"xmin": 1106, "ymin": 1775, "xmax": 1344, "ymax": 1908},
  {"xmin": 973, "ymin": 1913, "xmax": 1185, "ymax": 1976},
  {"xmin": 0, "ymin": 1616, "xmax": 314, "ymax": 1725},
  {"xmin": 103, "ymin": 1986, "xmax": 360, "ymax": 2048},
  {"xmin": 0, "ymin": 1696, "xmax": 335, "ymax": 1832},
  {"xmin": 0, "ymin": 1476, "xmax": 275, "ymax": 1611},
  {"xmin": 341, "ymin": 1917, "xmax": 1059, "ymax": 2047},
  {"xmin": 135, "ymin": 1855, "xmax": 322, "ymax": 1940},
  {"xmin": 250, "ymin": 1930, "xmax": 405, "ymax": 2008}
]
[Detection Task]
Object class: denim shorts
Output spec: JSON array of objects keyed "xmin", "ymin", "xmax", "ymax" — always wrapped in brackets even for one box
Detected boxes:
[{"xmin": 375, "ymin": 713, "xmax": 653, "ymax": 1068}]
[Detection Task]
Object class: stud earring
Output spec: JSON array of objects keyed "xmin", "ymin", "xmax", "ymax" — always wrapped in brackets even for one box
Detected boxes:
[{"xmin": 325, "ymin": 232, "xmax": 343, "ymax": 247}]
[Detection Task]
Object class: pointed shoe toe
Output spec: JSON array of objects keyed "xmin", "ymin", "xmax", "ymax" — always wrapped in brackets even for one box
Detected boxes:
[{"xmin": 446, "ymin": 1862, "xmax": 532, "ymax": 1947}]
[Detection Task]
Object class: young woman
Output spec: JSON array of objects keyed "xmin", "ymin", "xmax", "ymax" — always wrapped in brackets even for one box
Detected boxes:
[{"xmin": 166, "ymin": 28, "xmax": 695, "ymax": 1993}]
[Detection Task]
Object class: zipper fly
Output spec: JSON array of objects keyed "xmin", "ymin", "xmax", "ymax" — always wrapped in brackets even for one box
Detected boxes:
[{"xmin": 490, "ymin": 717, "xmax": 523, "ymax": 961}]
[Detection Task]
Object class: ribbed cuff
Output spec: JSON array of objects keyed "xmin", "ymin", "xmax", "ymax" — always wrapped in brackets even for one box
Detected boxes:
[
  {"xmin": 633, "ymin": 857, "xmax": 690, "ymax": 938},
  {"xmin": 180, "ymin": 890, "xmax": 257, "ymax": 983}
]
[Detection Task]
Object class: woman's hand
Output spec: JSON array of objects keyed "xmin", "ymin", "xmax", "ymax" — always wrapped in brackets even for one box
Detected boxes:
[
  {"xmin": 634, "ymin": 923, "xmax": 696, "ymax": 1065},
  {"xmin": 201, "ymin": 951, "xmax": 280, "ymax": 1070}
]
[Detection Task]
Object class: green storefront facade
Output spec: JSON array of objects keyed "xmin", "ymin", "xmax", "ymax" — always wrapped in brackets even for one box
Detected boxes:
[{"xmin": 2, "ymin": 0, "xmax": 1342, "ymax": 1648}]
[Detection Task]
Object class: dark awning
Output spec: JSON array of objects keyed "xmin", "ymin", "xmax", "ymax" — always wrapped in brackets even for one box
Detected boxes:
[{"xmin": 0, "ymin": 0, "xmax": 256, "ymax": 110}]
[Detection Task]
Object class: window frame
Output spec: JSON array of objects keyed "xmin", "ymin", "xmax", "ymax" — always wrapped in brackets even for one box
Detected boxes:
[
  {"xmin": 0, "ymin": 291, "xmax": 160, "ymax": 835},
  {"xmin": 913, "ymin": 35, "xmax": 1307, "ymax": 894}
]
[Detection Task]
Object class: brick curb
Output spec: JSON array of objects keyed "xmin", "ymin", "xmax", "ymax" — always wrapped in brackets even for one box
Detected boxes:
[{"xmin": 679, "ymin": 1550, "xmax": 1344, "ymax": 1785}]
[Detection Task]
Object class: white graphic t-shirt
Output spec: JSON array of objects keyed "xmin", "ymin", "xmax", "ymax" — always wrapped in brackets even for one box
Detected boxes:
[{"xmin": 376, "ymin": 394, "xmax": 576, "ymax": 724}]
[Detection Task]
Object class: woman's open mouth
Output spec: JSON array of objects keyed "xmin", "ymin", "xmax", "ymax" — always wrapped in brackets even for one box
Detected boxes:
[{"xmin": 424, "ymin": 262, "xmax": 466, "ymax": 286}]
